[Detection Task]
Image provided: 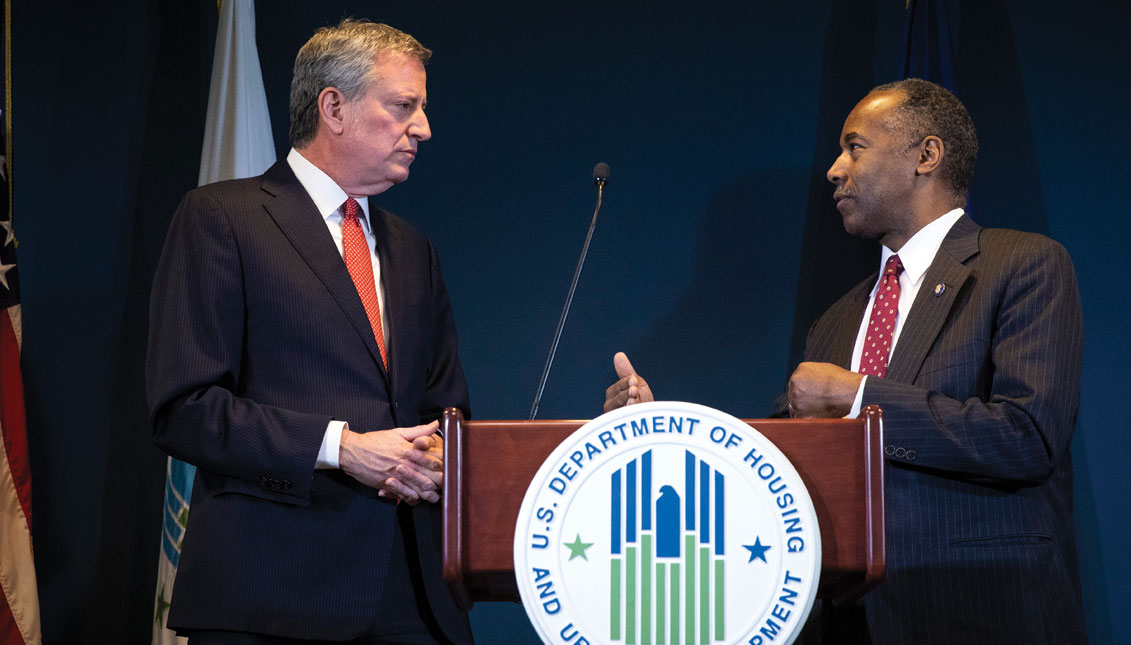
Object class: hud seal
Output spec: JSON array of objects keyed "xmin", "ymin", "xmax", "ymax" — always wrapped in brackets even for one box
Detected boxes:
[{"xmin": 515, "ymin": 401, "xmax": 821, "ymax": 644}]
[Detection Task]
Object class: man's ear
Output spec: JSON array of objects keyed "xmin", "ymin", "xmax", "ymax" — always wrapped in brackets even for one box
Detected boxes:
[
  {"xmin": 317, "ymin": 87, "xmax": 348, "ymax": 136},
  {"xmin": 916, "ymin": 135, "xmax": 944, "ymax": 176}
]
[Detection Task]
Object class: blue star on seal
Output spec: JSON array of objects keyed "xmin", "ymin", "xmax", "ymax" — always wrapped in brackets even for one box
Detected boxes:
[
  {"xmin": 564, "ymin": 534, "xmax": 594, "ymax": 561},
  {"xmin": 743, "ymin": 537, "xmax": 771, "ymax": 563}
]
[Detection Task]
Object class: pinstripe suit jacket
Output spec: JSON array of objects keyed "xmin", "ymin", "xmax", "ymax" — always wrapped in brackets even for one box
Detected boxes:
[
  {"xmin": 147, "ymin": 161, "xmax": 472, "ymax": 641},
  {"xmin": 798, "ymin": 215, "xmax": 1086, "ymax": 643}
]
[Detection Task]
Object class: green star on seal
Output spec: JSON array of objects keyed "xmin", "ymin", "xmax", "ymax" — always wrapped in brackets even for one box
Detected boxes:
[{"xmin": 564, "ymin": 533, "xmax": 594, "ymax": 561}]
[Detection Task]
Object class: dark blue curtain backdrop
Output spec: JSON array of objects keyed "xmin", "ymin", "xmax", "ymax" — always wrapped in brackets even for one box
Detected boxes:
[{"xmin": 13, "ymin": 1, "xmax": 1128, "ymax": 642}]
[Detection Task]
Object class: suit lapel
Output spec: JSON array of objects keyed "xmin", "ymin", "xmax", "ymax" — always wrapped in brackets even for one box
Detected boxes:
[
  {"xmin": 259, "ymin": 162, "xmax": 390, "ymax": 379},
  {"xmin": 885, "ymin": 215, "xmax": 981, "ymax": 384},
  {"xmin": 370, "ymin": 204, "xmax": 404, "ymax": 393},
  {"xmin": 828, "ymin": 279, "xmax": 873, "ymax": 369}
]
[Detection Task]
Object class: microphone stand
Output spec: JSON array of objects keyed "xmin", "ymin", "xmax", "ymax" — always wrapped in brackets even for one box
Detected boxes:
[{"xmin": 529, "ymin": 167, "xmax": 608, "ymax": 420}]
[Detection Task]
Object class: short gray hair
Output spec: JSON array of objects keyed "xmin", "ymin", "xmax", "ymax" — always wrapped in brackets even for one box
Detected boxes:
[
  {"xmin": 870, "ymin": 78, "xmax": 978, "ymax": 200},
  {"xmin": 289, "ymin": 19, "xmax": 431, "ymax": 148}
]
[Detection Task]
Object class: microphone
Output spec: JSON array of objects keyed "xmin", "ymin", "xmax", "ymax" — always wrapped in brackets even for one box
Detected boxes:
[
  {"xmin": 529, "ymin": 162, "xmax": 611, "ymax": 420},
  {"xmin": 593, "ymin": 162, "xmax": 610, "ymax": 188}
]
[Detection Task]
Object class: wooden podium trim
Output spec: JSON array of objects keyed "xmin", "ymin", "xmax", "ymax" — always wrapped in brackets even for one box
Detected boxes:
[{"xmin": 440, "ymin": 407, "xmax": 470, "ymax": 608}]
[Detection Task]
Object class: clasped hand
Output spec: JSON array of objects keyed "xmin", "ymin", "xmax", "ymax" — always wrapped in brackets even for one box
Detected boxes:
[{"xmin": 338, "ymin": 421, "xmax": 444, "ymax": 505}]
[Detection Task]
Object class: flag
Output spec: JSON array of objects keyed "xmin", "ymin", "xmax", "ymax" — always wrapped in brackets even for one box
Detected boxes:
[
  {"xmin": 1, "ymin": 48, "xmax": 43, "ymax": 645},
  {"xmin": 196, "ymin": 0, "xmax": 276, "ymax": 187},
  {"xmin": 901, "ymin": 0, "xmax": 974, "ymax": 217},
  {"xmin": 901, "ymin": 0, "xmax": 956, "ymax": 91},
  {"xmin": 2, "ymin": 0, "xmax": 43, "ymax": 639},
  {"xmin": 152, "ymin": 1, "xmax": 275, "ymax": 642}
]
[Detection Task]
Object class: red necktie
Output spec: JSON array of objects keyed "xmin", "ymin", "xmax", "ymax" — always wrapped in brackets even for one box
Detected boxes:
[
  {"xmin": 342, "ymin": 197, "xmax": 388, "ymax": 368},
  {"xmin": 859, "ymin": 254, "xmax": 904, "ymax": 379}
]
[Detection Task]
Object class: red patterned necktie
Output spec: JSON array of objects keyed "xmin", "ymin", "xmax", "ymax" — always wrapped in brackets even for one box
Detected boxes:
[
  {"xmin": 342, "ymin": 197, "xmax": 388, "ymax": 368},
  {"xmin": 859, "ymin": 254, "xmax": 904, "ymax": 379}
]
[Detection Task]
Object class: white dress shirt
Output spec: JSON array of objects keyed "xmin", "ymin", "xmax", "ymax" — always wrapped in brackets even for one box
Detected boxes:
[
  {"xmin": 286, "ymin": 148, "xmax": 390, "ymax": 468},
  {"xmin": 847, "ymin": 208, "xmax": 965, "ymax": 416}
]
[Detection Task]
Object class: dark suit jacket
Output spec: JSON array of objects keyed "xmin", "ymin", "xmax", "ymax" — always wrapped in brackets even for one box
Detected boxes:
[
  {"xmin": 147, "ymin": 160, "xmax": 471, "ymax": 642},
  {"xmin": 797, "ymin": 215, "xmax": 1086, "ymax": 644}
]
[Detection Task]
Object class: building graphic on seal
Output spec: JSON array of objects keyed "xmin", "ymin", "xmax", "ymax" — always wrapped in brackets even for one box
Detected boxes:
[{"xmin": 611, "ymin": 449, "xmax": 727, "ymax": 643}]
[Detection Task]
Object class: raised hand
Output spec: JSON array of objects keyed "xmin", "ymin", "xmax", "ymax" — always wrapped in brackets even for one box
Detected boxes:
[{"xmin": 603, "ymin": 351, "xmax": 654, "ymax": 412}]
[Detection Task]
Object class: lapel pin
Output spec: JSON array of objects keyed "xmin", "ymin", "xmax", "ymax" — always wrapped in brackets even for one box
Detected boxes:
[{"xmin": 934, "ymin": 283, "xmax": 946, "ymax": 296}]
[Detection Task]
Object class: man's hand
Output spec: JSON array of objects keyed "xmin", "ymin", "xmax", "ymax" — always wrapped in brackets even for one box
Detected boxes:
[
  {"xmin": 338, "ymin": 421, "xmax": 443, "ymax": 505},
  {"xmin": 787, "ymin": 361, "xmax": 864, "ymax": 418},
  {"xmin": 411, "ymin": 432, "xmax": 443, "ymax": 475},
  {"xmin": 604, "ymin": 352, "xmax": 654, "ymax": 412}
]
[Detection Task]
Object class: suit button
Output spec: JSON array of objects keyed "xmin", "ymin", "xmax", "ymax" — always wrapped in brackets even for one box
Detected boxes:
[
  {"xmin": 894, "ymin": 447, "xmax": 906, "ymax": 458},
  {"xmin": 393, "ymin": 401, "xmax": 399, "ymax": 409},
  {"xmin": 260, "ymin": 476, "xmax": 290, "ymax": 491},
  {"xmin": 884, "ymin": 445, "xmax": 896, "ymax": 456},
  {"xmin": 906, "ymin": 450, "xmax": 917, "ymax": 461}
]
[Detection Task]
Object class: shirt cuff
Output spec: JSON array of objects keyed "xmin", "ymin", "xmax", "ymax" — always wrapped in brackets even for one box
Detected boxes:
[
  {"xmin": 316, "ymin": 420, "xmax": 347, "ymax": 469},
  {"xmin": 846, "ymin": 376, "xmax": 867, "ymax": 419}
]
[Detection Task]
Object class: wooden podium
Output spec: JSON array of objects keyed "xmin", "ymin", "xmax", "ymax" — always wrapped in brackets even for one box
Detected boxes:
[{"xmin": 441, "ymin": 406, "xmax": 885, "ymax": 609}]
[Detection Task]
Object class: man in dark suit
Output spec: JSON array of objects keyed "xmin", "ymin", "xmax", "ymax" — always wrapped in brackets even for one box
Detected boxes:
[
  {"xmin": 148, "ymin": 20, "xmax": 472, "ymax": 644},
  {"xmin": 605, "ymin": 79, "xmax": 1086, "ymax": 643}
]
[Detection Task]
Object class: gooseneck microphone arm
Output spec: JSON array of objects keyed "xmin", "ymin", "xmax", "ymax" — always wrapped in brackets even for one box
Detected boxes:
[{"xmin": 529, "ymin": 163, "xmax": 611, "ymax": 420}]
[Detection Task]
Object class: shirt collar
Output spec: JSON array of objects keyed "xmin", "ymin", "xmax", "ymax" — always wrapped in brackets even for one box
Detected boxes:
[
  {"xmin": 880, "ymin": 208, "xmax": 965, "ymax": 287},
  {"xmin": 286, "ymin": 147, "xmax": 371, "ymax": 226}
]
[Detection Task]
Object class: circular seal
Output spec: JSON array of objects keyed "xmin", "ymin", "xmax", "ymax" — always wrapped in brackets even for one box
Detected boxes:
[{"xmin": 514, "ymin": 401, "xmax": 821, "ymax": 645}]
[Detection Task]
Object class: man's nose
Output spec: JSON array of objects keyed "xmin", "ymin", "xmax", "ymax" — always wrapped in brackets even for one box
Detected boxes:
[
  {"xmin": 410, "ymin": 110, "xmax": 431, "ymax": 142},
  {"xmin": 827, "ymin": 153, "xmax": 847, "ymax": 185}
]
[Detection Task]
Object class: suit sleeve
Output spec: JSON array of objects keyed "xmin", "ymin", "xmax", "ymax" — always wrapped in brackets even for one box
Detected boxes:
[
  {"xmin": 146, "ymin": 189, "xmax": 328, "ymax": 504},
  {"xmin": 863, "ymin": 239, "xmax": 1083, "ymax": 484}
]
